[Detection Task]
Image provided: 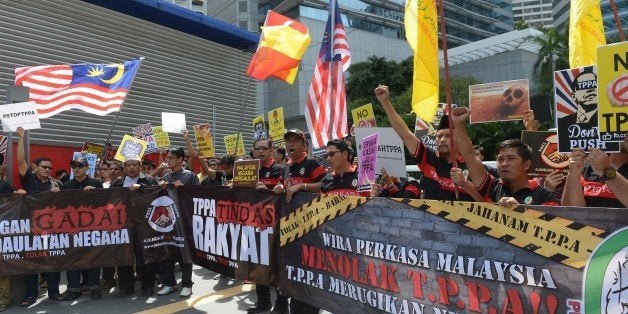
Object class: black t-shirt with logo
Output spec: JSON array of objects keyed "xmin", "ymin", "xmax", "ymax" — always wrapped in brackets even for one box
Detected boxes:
[
  {"xmin": 479, "ymin": 176, "xmax": 559, "ymax": 205},
  {"xmin": 282, "ymin": 154, "xmax": 326, "ymax": 187},
  {"xmin": 320, "ymin": 168, "xmax": 360, "ymax": 196},
  {"xmin": 259, "ymin": 159, "xmax": 284, "ymax": 189}
]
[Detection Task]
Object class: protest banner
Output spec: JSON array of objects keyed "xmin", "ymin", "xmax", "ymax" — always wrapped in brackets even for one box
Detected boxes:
[
  {"xmin": 555, "ymin": 66, "xmax": 620, "ymax": 153},
  {"xmin": 278, "ymin": 194, "xmax": 627, "ymax": 313},
  {"xmin": 193, "ymin": 123, "xmax": 215, "ymax": 158},
  {"xmin": 224, "ymin": 133, "xmax": 245, "ymax": 157},
  {"xmin": 70, "ymin": 152, "xmax": 98, "ymax": 179},
  {"xmin": 153, "ymin": 126, "xmax": 171, "ymax": 149},
  {"xmin": 414, "ymin": 103, "xmax": 455, "ymax": 151},
  {"xmin": 357, "ymin": 133, "xmax": 378, "ymax": 192},
  {"xmin": 351, "ymin": 103, "xmax": 377, "ymax": 128},
  {"xmin": 0, "ymin": 101, "xmax": 41, "ymax": 131},
  {"xmin": 253, "ymin": 114, "xmax": 267, "ymax": 140},
  {"xmin": 268, "ymin": 107, "xmax": 285, "ymax": 148},
  {"xmin": 0, "ymin": 189, "xmax": 134, "ymax": 274},
  {"xmin": 177, "ymin": 186, "xmax": 279, "ymax": 285},
  {"xmin": 521, "ymin": 131, "xmax": 569, "ymax": 178},
  {"xmin": 469, "ymin": 79, "xmax": 530, "ymax": 123},
  {"xmin": 233, "ymin": 159, "xmax": 260, "ymax": 188},
  {"xmin": 597, "ymin": 42, "xmax": 627, "ymax": 142},
  {"xmin": 82, "ymin": 142, "xmax": 105, "ymax": 156},
  {"xmin": 114, "ymin": 135, "xmax": 147, "ymax": 162},
  {"xmin": 161, "ymin": 112, "xmax": 186, "ymax": 133},
  {"xmin": 132, "ymin": 123, "xmax": 158, "ymax": 153},
  {"xmin": 355, "ymin": 127, "xmax": 405, "ymax": 179}
]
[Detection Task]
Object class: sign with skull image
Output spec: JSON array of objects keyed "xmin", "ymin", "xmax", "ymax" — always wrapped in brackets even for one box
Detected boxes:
[{"xmin": 469, "ymin": 79, "xmax": 530, "ymax": 123}]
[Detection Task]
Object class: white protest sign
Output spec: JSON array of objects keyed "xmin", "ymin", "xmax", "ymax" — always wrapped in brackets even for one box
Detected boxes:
[
  {"xmin": 0, "ymin": 102, "xmax": 41, "ymax": 131},
  {"xmin": 355, "ymin": 127, "xmax": 406, "ymax": 179},
  {"xmin": 161, "ymin": 112, "xmax": 186, "ymax": 133}
]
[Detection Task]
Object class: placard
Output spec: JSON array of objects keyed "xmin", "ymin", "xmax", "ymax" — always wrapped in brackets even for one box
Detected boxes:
[
  {"xmin": 232, "ymin": 159, "xmax": 260, "ymax": 188},
  {"xmin": 114, "ymin": 135, "xmax": 147, "ymax": 162},
  {"xmin": 597, "ymin": 41, "xmax": 627, "ymax": 142},
  {"xmin": 161, "ymin": 112, "xmax": 186, "ymax": 133},
  {"xmin": 224, "ymin": 133, "xmax": 245, "ymax": 157},
  {"xmin": 193, "ymin": 123, "xmax": 215, "ymax": 158},
  {"xmin": 153, "ymin": 126, "xmax": 171, "ymax": 148},
  {"xmin": 82, "ymin": 142, "xmax": 105, "ymax": 156},
  {"xmin": 0, "ymin": 101, "xmax": 41, "ymax": 131},
  {"xmin": 357, "ymin": 133, "xmax": 378, "ymax": 192},
  {"xmin": 252, "ymin": 114, "xmax": 267, "ymax": 140},
  {"xmin": 521, "ymin": 131, "xmax": 569, "ymax": 178},
  {"xmin": 351, "ymin": 103, "xmax": 376, "ymax": 128},
  {"xmin": 469, "ymin": 79, "xmax": 530, "ymax": 123},
  {"xmin": 268, "ymin": 107, "xmax": 285, "ymax": 148},
  {"xmin": 132, "ymin": 123, "xmax": 157, "ymax": 153},
  {"xmin": 355, "ymin": 127, "xmax": 405, "ymax": 179},
  {"xmin": 70, "ymin": 152, "xmax": 98, "ymax": 179}
]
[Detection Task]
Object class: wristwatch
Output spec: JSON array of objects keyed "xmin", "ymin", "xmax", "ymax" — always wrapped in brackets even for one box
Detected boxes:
[{"xmin": 601, "ymin": 167, "xmax": 617, "ymax": 181}]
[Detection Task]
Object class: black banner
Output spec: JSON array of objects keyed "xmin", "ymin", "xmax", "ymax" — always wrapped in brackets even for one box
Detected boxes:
[
  {"xmin": 177, "ymin": 186, "xmax": 279, "ymax": 286},
  {"xmin": 0, "ymin": 188, "xmax": 133, "ymax": 274}
]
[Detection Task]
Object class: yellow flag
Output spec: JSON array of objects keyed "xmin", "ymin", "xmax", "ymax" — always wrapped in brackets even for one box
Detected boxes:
[
  {"xmin": 405, "ymin": 0, "xmax": 439, "ymax": 123},
  {"xmin": 569, "ymin": 0, "xmax": 606, "ymax": 68}
]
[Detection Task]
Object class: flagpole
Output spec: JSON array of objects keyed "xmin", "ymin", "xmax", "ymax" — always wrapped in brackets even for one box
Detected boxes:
[
  {"xmin": 436, "ymin": 0, "xmax": 458, "ymax": 199},
  {"xmin": 328, "ymin": 0, "xmax": 336, "ymax": 144},
  {"xmin": 102, "ymin": 57, "xmax": 145, "ymax": 163},
  {"xmin": 609, "ymin": 0, "xmax": 625, "ymax": 41},
  {"xmin": 235, "ymin": 76, "xmax": 255, "ymax": 158}
]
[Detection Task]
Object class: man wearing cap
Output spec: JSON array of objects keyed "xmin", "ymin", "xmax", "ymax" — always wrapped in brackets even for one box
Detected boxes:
[
  {"xmin": 155, "ymin": 147, "xmax": 199, "ymax": 298},
  {"xmin": 15, "ymin": 127, "xmax": 65, "ymax": 306},
  {"xmin": 59, "ymin": 156, "xmax": 104, "ymax": 300},
  {"xmin": 111, "ymin": 155, "xmax": 159, "ymax": 297},
  {"xmin": 141, "ymin": 159, "xmax": 157, "ymax": 177},
  {"xmin": 273, "ymin": 128, "xmax": 325, "ymax": 314},
  {"xmin": 376, "ymin": 86, "xmax": 479, "ymax": 201}
]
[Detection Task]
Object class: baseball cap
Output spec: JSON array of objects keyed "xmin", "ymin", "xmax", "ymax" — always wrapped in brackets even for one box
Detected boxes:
[{"xmin": 284, "ymin": 128, "xmax": 306, "ymax": 141}]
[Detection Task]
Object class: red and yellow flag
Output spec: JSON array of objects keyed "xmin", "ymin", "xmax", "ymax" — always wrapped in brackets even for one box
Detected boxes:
[
  {"xmin": 247, "ymin": 11, "xmax": 311, "ymax": 84},
  {"xmin": 404, "ymin": 0, "xmax": 439, "ymax": 123},
  {"xmin": 569, "ymin": 0, "xmax": 606, "ymax": 68}
]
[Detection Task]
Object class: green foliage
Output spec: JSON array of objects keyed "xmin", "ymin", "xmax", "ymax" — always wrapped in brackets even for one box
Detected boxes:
[
  {"xmin": 531, "ymin": 27, "xmax": 569, "ymax": 96},
  {"xmin": 467, "ymin": 121, "xmax": 525, "ymax": 160}
]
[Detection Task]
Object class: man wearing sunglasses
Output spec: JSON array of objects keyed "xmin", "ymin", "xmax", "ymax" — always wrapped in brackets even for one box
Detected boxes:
[
  {"xmin": 58, "ymin": 157, "xmax": 103, "ymax": 301},
  {"xmin": 247, "ymin": 137, "xmax": 287, "ymax": 314},
  {"xmin": 15, "ymin": 126, "xmax": 64, "ymax": 306},
  {"xmin": 319, "ymin": 139, "xmax": 365, "ymax": 196}
]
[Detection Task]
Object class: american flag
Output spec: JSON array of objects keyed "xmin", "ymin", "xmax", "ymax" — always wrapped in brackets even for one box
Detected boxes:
[
  {"xmin": 14, "ymin": 59, "xmax": 142, "ymax": 119},
  {"xmin": 305, "ymin": 0, "xmax": 351, "ymax": 149}
]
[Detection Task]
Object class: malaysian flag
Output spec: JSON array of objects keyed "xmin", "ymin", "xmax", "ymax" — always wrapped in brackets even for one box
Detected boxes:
[
  {"xmin": 305, "ymin": 0, "xmax": 351, "ymax": 149},
  {"xmin": 14, "ymin": 59, "xmax": 142, "ymax": 119}
]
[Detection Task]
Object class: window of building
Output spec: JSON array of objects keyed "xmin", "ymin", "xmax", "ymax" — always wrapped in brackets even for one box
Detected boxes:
[
  {"xmin": 239, "ymin": 20, "xmax": 248, "ymax": 29},
  {"xmin": 239, "ymin": 1, "xmax": 247, "ymax": 13}
]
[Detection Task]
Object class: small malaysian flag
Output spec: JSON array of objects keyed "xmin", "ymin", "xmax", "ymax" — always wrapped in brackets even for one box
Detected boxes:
[{"xmin": 14, "ymin": 59, "xmax": 142, "ymax": 119}]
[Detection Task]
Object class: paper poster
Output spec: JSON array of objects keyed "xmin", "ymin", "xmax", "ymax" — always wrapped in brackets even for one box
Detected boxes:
[
  {"xmin": 232, "ymin": 159, "xmax": 260, "ymax": 188},
  {"xmin": 152, "ymin": 126, "xmax": 171, "ymax": 148},
  {"xmin": 414, "ymin": 103, "xmax": 455, "ymax": 151},
  {"xmin": 597, "ymin": 42, "xmax": 627, "ymax": 142},
  {"xmin": 355, "ymin": 127, "xmax": 405, "ymax": 179},
  {"xmin": 70, "ymin": 152, "xmax": 98, "ymax": 179},
  {"xmin": 357, "ymin": 133, "xmax": 378, "ymax": 192},
  {"xmin": 252, "ymin": 114, "xmax": 267, "ymax": 140},
  {"xmin": 268, "ymin": 107, "xmax": 285, "ymax": 148},
  {"xmin": 0, "ymin": 102, "xmax": 41, "ymax": 131},
  {"xmin": 521, "ymin": 131, "xmax": 569, "ymax": 178},
  {"xmin": 161, "ymin": 112, "xmax": 186, "ymax": 133},
  {"xmin": 554, "ymin": 66, "xmax": 620, "ymax": 153},
  {"xmin": 193, "ymin": 123, "xmax": 215, "ymax": 158},
  {"xmin": 351, "ymin": 103, "xmax": 377, "ymax": 128},
  {"xmin": 469, "ymin": 79, "xmax": 530, "ymax": 123},
  {"xmin": 224, "ymin": 133, "xmax": 245, "ymax": 157},
  {"xmin": 132, "ymin": 123, "xmax": 158, "ymax": 153},
  {"xmin": 114, "ymin": 135, "xmax": 147, "ymax": 162}
]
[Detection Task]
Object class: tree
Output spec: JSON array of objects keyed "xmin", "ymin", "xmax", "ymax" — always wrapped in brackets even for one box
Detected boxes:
[{"xmin": 531, "ymin": 27, "xmax": 569, "ymax": 96}]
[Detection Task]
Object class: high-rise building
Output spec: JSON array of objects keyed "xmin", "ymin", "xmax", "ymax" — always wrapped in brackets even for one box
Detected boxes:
[
  {"xmin": 553, "ymin": 0, "xmax": 628, "ymax": 40},
  {"xmin": 512, "ymin": 0, "xmax": 554, "ymax": 28}
]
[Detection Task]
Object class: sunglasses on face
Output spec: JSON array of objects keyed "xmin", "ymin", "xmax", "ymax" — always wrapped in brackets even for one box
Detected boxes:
[
  {"xmin": 324, "ymin": 150, "xmax": 342, "ymax": 159},
  {"xmin": 71, "ymin": 163, "xmax": 87, "ymax": 169}
]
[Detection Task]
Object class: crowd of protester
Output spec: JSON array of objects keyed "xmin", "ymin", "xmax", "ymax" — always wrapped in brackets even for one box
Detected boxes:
[{"xmin": 0, "ymin": 85, "xmax": 625, "ymax": 312}]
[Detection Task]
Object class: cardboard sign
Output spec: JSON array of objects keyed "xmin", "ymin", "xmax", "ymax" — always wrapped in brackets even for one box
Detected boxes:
[
  {"xmin": 161, "ymin": 112, "xmax": 186, "ymax": 133},
  {"xmin": 521, "ymin": 131, "xmax": 569, "ymax": 178},
  {"xmin": 232, "ymin": 159, "xmax": 260, "ymax": 188},
  {"xmin": 355, "ymin": 127, "xmax": 405, "ymax": 179},
  {"xmin": 529, "ymin": 94, "xmax": 553, "ymax": 124},
  {"xmin": 193, "ymin": 123, "xmax": 215, "ymax": 158},
  {"xmin": 268, "ymin": 107, "xmax": 285, "ymax": 148},
  {"xmin": 114, "ymin": 135, "xmax": 147, "ymax": 162},
  {"xmin": 0, "ymin": 102, "xmax": 41, "ymax": 131},
  {"xmin": 152, "ymin": 126, "xmax": 171, "ymax": 148},
  {"xmin": 252, "ymin": 114, "xmax": 267, "ymax": 140},
  {"xmin": 70, "ymin": 152, "xmax": 98, "ymax": 179},
  {"xmin": 224, "ymin": 133, "xmax": 245, "ymax": 157},
  {"xmin": 469, "ymin": 79, "xmax": 530, "ymax": 123},
  {"xmin": 357, "ymin": 133, "xmax": 378, "ymax": 192},
  {"xmin": 132, "ymin": 123, "xmax": 158, "ymax": 153},
  {"xmin": 597, "ymin": 42, "xmax": 627, "ymax": 142},
  {"xmin": 554, "ymin": 66, "xmax": 620, "ymax": 153},
  {"xmin": 351, "ymin": 103, "xmax": 376, "ymax": 128}
]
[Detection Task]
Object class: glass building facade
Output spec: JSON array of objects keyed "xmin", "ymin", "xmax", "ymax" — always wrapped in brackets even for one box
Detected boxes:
[{"xmin": 553, "ymin": 0, "xmax": 628, "ymax": 40}]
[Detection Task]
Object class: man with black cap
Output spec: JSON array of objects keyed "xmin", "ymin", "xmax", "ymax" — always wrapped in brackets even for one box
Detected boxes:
[
  {"xmin": 110, "ymin": 155, "xmax": 159, "ymax": 297},
  {"xmin": 375, "ymin": 85, "xmax": 478, "ymax": 201},
  {"xmin": 59, "ymin": 156, "xmax": 104, "ymax": 300},
  {"xmin": 272, "ymin": 128, "xmax": 326, "ymax": 314}
]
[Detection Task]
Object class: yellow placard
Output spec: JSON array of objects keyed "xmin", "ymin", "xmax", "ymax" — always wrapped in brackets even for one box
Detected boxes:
[
  {"xmin": 152, "ymin": 126, "xmax": 171, "ymax": 148},
  {"xmin": 224, "ymin": 133, "xmax": 245, "ymax": 157},
  {"xmin": 351, "ymin": 103, "xmax": 377, "ymax": 128},
  {"xmin": 597, "ymin": 42, "xmax": 628, "ymax": 140},
  {"xmin": 252, "ymin": 114, "xmax": 267, "ymax": 139},
  {"xmin": 114, "ymin": 135, "xmax": 147, "ymax": 162},
  {"xmin": 268, "ymin": 107, "xmax": 285, "ymax": 148},
  {"xmin": 193, "ymin": 123, "xmax": 215, "ymax": 158}
]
